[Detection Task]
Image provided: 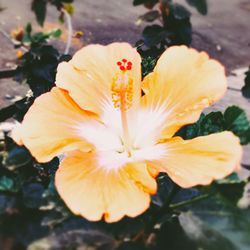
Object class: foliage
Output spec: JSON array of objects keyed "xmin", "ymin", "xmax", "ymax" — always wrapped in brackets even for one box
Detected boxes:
[
  {"xmin": 241, "ymin": 67, "xmax": 250, "ymax": 99},
  {"xmin": 176, "ymin": 106, "xmax": 250, "ymax": 145},
  {"xmin": 31, "ymin": 0, "xmax": 74, "ymax": 26},
  {"xmin": 134, "ymin": 0, "xmax": 207, "ymax": 57}
]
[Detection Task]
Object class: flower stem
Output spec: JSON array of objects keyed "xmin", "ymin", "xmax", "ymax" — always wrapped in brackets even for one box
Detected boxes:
[
  {"xmin": 120, "ymin": 87, "xmax": 132, "ymax": 157},
  {"xmin": 62, "ymin": 9, "xmax": 73, "ymax": 55},
  {"xmin": 169, "ymin": 193, "xmax": 211, "ymax": 210}
]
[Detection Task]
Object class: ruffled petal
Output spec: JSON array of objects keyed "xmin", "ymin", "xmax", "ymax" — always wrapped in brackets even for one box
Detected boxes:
[
  {"xmin": 141, "ymin": 46, "xmax": 227, "ymax": 139},
  {"xmin": 13, "ymin": 87, "xmax": 94, "ymax": 162},
  {"xmin": 55, "ymin": 151, "xmax": 157, "ymax": 222},
  {"xmin": 56, "ymin": 43, "xmax": 141, "ymax": 115},
  {"xmin": 148, "ymin": 132, "xmax": 242, "ymax": 188}
]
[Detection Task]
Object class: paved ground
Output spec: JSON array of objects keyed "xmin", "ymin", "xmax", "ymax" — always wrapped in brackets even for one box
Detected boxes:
[{"xmin": 0, "ymin": 0, "xmax": 249, "ymax": 162}]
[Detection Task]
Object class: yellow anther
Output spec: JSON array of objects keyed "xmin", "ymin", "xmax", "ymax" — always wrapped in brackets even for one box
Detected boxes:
[{"xmin": 111, "ymin": 73, "xmax": 134, "ymax": 110}]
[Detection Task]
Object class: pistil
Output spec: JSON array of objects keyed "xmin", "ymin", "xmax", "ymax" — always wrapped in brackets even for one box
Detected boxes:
[
  {"xmin": 119, "ymin": 85, "xmax": 132, "ymax": 157},
  {"xmin": 111, "ymin": 59, "xmax": 134, "ymax": 157}
]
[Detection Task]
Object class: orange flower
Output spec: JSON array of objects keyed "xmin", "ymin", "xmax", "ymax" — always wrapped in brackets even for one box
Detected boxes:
[{"xmin": 13, "ymin": 43, "xmax": 242, "ymax": 222}]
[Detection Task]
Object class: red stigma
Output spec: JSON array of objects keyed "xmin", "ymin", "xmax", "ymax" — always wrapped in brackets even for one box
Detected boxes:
[{"xmin": 116, "ymin": 59, "xmax": 133, "ymax": 71}]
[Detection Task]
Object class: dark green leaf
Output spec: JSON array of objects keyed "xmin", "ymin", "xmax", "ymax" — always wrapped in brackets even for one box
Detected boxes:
[
  {"xmin": 25, "ymin": 23, "xmax": 32, "ymax": 34},
  {"xmin": 138, "ymin": 10, "xmax": 160, "ymax": 22},
  {"xmin": 224, "ymin": 106, "xmax": 250, "ymax": 145},
  {"xmin": 216, "ymin": 182, "xmax": 245, "ymax": 205},
  {"xmin": 163, "ymin": 3, "xmax": 192, "ymax": 45},
  {"xmin": 0, "ymin": 176, "xmax": 15, "ymax": 192},
  {"xmin": 31, "ymin": 0, "xmax": 47, "ymax": 26},
  {"xmin": 133, "ymin": 0, "xmax": 158, "ymax": 8},
  {"xmin": 141, "ymin": 56, "xmax": 157, "ymax": 78},
  {"xmin": 199, "ymin": 112, "xmax": 225, "ymax": 135},
  {"xmin": 241, "ymin": 68, "xmax": 250, "ymax": 99},
  {"xmin": 177, "ymin": 106, "xmax": 250, "ymax": 145},
  {"xmin": 176, "ymin": 112, "xmax": 224, "ymax": 139},
  {"xmin": 133, "ymin": 0, "xmax": 147, "ymax": 5},
  {"xmin": 156, "ymin": 216, "xmax": 197, "ymax": 250},
  {"xmin": 5, "ymin": 146, "xmax": 32, "ymax": 169},
  {"xmin": 186, "ymin": 0, "xmax": 208, "ymax": 15},
  {"xmin": 185, "ymin": 195, "xmax": 250, "ymax": 250},
  {"xmin": 179, "ymin": 212, "xmax": 237, "ymax": 250},
  {"xmin": 170, "ymin": 3, "xmax": 191, "ymax": 20},
  {"xmin": 22, "ymin": 182, "xmax": 45, "ymax": 208},
  {"xmin": 142, "ymin": 24, "xmax": 170, "ymax": 47}
]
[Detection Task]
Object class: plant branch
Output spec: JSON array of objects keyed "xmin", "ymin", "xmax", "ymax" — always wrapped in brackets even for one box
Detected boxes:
[
  {"xmin": 133, "ymin": 184, "xmax": 180, "ymax": 242},
  {"xmin": 0, "ymin": 68, "xmax": 19, "ymax": 79},
  {"xmin": 169, "ymin": 193, "xmax": 211, "ymax": 210},
  {"xmin": 62, "ymin": 9, "xmax": 73, "ymax": 54}
]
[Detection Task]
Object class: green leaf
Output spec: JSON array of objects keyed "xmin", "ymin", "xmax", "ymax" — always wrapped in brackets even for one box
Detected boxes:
[
  {"xmin": 133, "ymin": 0, "xmax": 147, "ymax": 5},
  {"xmin": 177, "ymin": 106, "xmax": 250, "ymax": 145},
  {"xmin": 198, "ymin": 112, "xmax": 225, "ymax": 135},
  {"xmin": 185, "ymin": 195, "xmax": 250, "ymax": 250},
  {"xmin": 48, "ymin": 29, "xmax": 62, "ymax": 38},
  {"xmin": 25, "ymin": 23, "xmax": 32, "ymax": 34},
  {"xmin": 186, "ymin": 0, "xmax": 208, "ymax": 15},
  {"xmin": 170, "ymin": 3, "xmax": 191, "ymax": 20},
  {"xmin": 138, "ymin": 10, "xmax": 160, "ymax": 22},
  {"xmin": 0, "ymin": 176, "xmax": 15, "ymax": 192},
  {"xmin": 216, "ymin": 182, "xmax": 245, "ymax": 205},
  {"xmin": 224, "ymin": 106, "xmax": 250, "ymax": 145},
  {"xmin": 179, "ymin": 212, "xmax": 237, "ymax": 250},
  {"xmin": 176, "ymin": 112, "xmax": 224, "ymax": 139},
  {"xmin": 133, "ymin": 0, "xmax": 158, "ymax": 7},
  {"xmin": 163, "ymin": 3, "xmax": 192, "ymax": 45},
  {"xmin": 142, "ymin": 24, "xmax": 170, "ymax": 47},
  {"xmin": 141, "ymin": 56, "xmax": 157, "ymax": 78},
  {"xmin": 241, "ymin": 68, "xmax": 250, "ymax": 99},
  {"xmin": 22, "ymin": 182, "xmax": 45, "ymax": 208},
  {"xmin": 5, "ymin": 146, "xmax": 32, "ymax": 169},
  {"xmin": 31, "ymin": 0, "xmax": 47, "ymax": 26}
]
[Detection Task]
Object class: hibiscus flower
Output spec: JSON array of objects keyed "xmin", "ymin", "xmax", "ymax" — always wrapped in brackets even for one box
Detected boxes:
[{"xmin": 13, "ymin": 43, "xmax": 242, "ymax": 222}]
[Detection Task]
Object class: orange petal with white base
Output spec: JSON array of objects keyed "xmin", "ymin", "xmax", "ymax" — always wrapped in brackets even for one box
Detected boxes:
[
  {"xmin": 13, "ymin": 87, "xmax": 94, "ymax": 162},
  {"xmin": 141, "ymin": 46, "xmax": 227, "ymax": 139},
  {"xmin": 148, "ymin": 132, "xmax": 242, "ymax": 188},
  {"xmin": 55, "ymin": 151, "xmax": 157, "ymax": 222},
  {"xmin": 56, "ymin": 43, "xmax": 141, "ymax": 115}
]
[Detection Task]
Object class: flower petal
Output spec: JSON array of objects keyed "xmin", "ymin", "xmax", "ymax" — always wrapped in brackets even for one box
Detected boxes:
[
  {"xmin": 55, "ymin": 151, "xmax": 156, "ymax": 222},
  {"xmin": 13, "ymin": 87, "xmax": 94, "ymax": 162},
  {"xmin": 56, "ymin": 43, "xmax": 141, "ymax": 115},
  {"xmin": 148, "ymin": 132, "xmax": 242, "ymax": 188},
  {"xmin": 141, "ymin": 46, "xmax": 227, "ymax": 139}
]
